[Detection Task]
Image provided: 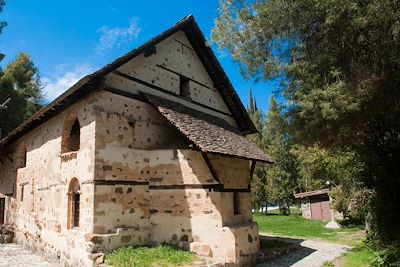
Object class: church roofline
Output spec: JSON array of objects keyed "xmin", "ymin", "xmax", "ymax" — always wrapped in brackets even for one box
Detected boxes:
[{"xmin": 0, "ymin": 15, "xmax": 257, "ymax": 149}]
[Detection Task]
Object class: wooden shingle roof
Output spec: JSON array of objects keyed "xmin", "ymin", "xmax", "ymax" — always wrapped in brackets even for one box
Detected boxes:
[
  {"xmin": 294, "ymin": 189, "xmax": 330, "ymax": 199},
  {"xmin": 144, "ymin": 93, "xmax": 272, "ymax": 163}
]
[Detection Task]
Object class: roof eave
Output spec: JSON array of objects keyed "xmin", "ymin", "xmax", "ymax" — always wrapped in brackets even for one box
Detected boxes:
[
  {"xmin": 0, "ymin": 14, "xmax": 257, "ymax": 149},
  {"xmin": 0, "ymin": 76, "xmax": 97, "ymax": 148}
]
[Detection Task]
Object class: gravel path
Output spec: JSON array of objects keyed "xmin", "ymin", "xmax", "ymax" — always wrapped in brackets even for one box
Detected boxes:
[
  {"xmin": 0, "ymin": 243, "xmax": 53, "ymax": 267},
  {"xmin": 257, "ymin": 239, "xmax": 351, "ymax": 267}
]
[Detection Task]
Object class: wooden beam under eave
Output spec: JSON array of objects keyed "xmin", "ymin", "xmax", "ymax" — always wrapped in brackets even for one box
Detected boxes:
[
  {"xmin": 201, "ymin": 152, "xmax": 221, "ymax": 184},
  {"xmin": 250, "ymin": 160, "xmax": 256, "ymax": 181}
]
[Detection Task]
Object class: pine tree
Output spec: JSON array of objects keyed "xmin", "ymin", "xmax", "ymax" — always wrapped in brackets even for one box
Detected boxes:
[
  {"xmin": 263, "ymin": 97, "xmax": 296, "ymax": 215},
  {"xmin": 247, "ymin": 89, "xmax": 267, "ymax": 211},
  {"xmin": 247, "ymin": 89, "xmax": 254, "ymax": 114},
  {"xmin": 0, "ymin": 53, "xmax": 44, "ymax": 138},
  {"xmin": 213, "ymin": 0, "xmax": 400, "ymax": 243}
]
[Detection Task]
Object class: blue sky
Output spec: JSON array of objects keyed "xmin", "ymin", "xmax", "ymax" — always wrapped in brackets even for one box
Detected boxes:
[{"xmin": 0, "ymin": 0, "xmax": 276, "ymax": 112}]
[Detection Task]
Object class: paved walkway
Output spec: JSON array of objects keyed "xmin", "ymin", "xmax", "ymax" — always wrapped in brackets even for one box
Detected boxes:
[
  {"xmin": 0, "ymin": 239, "xmax": 350, "ymax": 267},
  {"xmin": 258, "ymin": 239, "xmax": 351, "ymax": 267},
  {"xmin": 0, "ymin": 243, "xmax": 52, "ymax": 267}
]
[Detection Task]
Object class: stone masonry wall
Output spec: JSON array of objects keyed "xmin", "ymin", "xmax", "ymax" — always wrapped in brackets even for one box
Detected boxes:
[
  {"xmin": 0, "ymin": 93, "xmax": 98, "ymax": 266},
  {"xmin": 0, "ymin": 28, "xmax": 261, "ymax": 266},
  {"xmin": 91, "ymin": 90, "xmax": 259, "ymax": 263},
  {"xmin": 104, "ymin": 30, "xmax": 238, "ymax": 128},
  {"xmin": 300, "ymin": 200, "xmax": 312, "ymax": 220}
]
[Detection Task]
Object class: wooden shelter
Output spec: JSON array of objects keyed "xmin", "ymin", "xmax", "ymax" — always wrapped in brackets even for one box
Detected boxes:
[{"xmin": 294, "ymin": 189, "xmax": 332, "ymax": 221}]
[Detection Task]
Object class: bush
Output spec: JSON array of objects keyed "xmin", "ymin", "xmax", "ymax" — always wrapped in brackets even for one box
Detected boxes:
[
  {"xmin": 349, "ymin": 188, "xmax": 375, "ymax": 222},
  {"xmin": 338, "ymin": 217, "xmax": 365, "ymax": 229},
  {"xmin": 370, "ymin": 244, "xmax": 400, "ymax": 267}
]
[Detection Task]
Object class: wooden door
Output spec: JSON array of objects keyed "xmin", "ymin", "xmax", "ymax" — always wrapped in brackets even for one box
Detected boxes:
[
  {"xmin": 0, "ymin": 198, "xmax": 5, "ymax": 225},
  {"xmin": 320, "ymin": 200, "xmax": 331, "ymax": 221},
  {"xmin": 310, "ymin": 196, "xmax": 331, "ymax": 221},
  {"xmin": 310, "ymin": 201, "xmax": 323, "ymax": 220}
]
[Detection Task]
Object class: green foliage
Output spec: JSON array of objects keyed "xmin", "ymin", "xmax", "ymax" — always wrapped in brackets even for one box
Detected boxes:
[
  {"xmin": 0, "ymin": 3, "xmax": 44, "ymax": 138},
  {"xmin": 263, "ymin": 97, "xmax": 297, "ymax": 214},
  {"xmin": 266, "ymin": 206, "xmax": 300, "ymax": 216},
  {"xmin": 247, "ymin": 89, "xmax": 268, "ymax": 210},
  {"xmin": 326, "ymin": 243, "xmax": 398, "ymax": 267},
  {"xmin": 213, "ymin": 0, "xmax": 400, "ymax": 143},
  {"xmin": 213, "ymin": 0, "xmax": 400, "ymax": 244},
  {"xmin": 105, "ymin": 244, "xmax": 196, "ymax": 267},
  {"xmin": 291, "ymin": 145, "xmax": 362, "ymax": 191},
  {"xmin": 348, "ymin": 188, "xmax": 375, "ymax": 222},
  {"xmin": 370, "ymin": 244, "xmax": 400, "ymax": 267},
  {"xmin": 247, "ymin": 92, "xmax": 298, "ymax": 214},
  {"xmin": 291, "ymin": 145, "xmax": 365, "ymax": 217},
  {"xmin": 0, "ymin": 53, "xmax": 44, "ymax": 138}
]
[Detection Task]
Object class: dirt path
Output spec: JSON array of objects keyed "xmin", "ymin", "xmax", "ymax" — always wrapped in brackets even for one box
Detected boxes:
[{"xmin": 257, "ymin": 239, "xmax": 351, "ymax": 267}]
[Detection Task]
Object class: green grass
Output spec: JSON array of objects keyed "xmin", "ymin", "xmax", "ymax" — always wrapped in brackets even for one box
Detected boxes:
[
  {"xmin": 105, "ymin": 244, "xmax": 196, "ymax": 267},
  {"xmin": 340, "ymin": 246, "xmax": 373, "ymax": 267},
  {"xmin": 255, "ymin": 210, "xmax": 370, "ymax": 265},
  {"xmin": 254, "ymin": 212, "xmax": 361, "ymax": 245},
  {"xmin": 322, "ymin": 261, "xmax": 335, "ymax": 267},
  {"xmin": 323, "ymin": 245, "xmax": 373, "ymax": 266}
]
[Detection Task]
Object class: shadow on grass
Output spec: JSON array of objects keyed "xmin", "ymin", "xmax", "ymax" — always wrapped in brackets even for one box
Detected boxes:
[{"xmin": 258, "ymin": 235, "xmax": 316, "ymax": 267}]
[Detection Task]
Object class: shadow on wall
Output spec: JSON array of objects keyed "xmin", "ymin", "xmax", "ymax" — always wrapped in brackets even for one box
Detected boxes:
[
  {"xmin": 149, "ymin": 149, "xmax": 258, "ymax": 262},
  {"xmin": 90, "ymin": 147, "xmax": 257, "ymax": 263},
  {"xmin": 149, "ymin": 149, "xmax": 222, "ymax": 256},
  {"xmin": 88, "ymin": 94, "xmax": 258, "ymax": 263}
]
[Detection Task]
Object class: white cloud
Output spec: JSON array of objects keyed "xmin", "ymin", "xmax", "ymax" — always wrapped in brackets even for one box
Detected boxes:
[
  {"xmin": 42, "ymin": 64, "xmax": 95, "ymax": 101},
  {"xmin": 109, "ymin": 6, "xmax": 119, "ymax": 12},
  {"xmin": 96, "ymin": 16, "xmax": 141, "ymax": 54}
]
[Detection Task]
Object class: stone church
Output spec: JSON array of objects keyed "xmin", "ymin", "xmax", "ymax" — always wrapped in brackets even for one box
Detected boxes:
[{"xmin": 0, "ymin": 15, "xmax": 272, "ymax": 266}]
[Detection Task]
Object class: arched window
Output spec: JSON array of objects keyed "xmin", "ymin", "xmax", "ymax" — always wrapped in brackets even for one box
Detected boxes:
[
  {"xmin": 67, "ymin": 178, "xmax": 81, "ymax": 229},
  {"xmin": 69, "ymin": 120, "xmax": 80, "ymax": 151},
  {"xmin": 61, "ymin": 114, "xmax": 80, "ymax": 153},
  {"xmin": 16, "ymin": 142, "xmax": 26, "ymax": 168}
]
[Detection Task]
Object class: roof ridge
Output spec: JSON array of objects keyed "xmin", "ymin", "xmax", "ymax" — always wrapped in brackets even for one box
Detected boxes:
[{"xmin": 0, "ymin": 15, "xmax": 257, "ymax": 149}]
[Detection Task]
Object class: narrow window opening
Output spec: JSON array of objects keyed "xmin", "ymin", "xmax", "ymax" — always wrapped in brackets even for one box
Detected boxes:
[
  {"xmin": 179, "ymin": 76, "xmax": 190, "ymax": 98},
  {"xmin": 20, "ymin": 185, "xmax": 24, "ymax": 202},
  {"xmin": 68, "ymin": 178, "xmax": 81, "ymax": 229},
  {"xmin": 69, "ymin": 120, "xmax": 80, "ymax": 152},
  {"xmin": 73, "ymin": 192, "xmax": 80, "ymax": 228},
  {"xmin": 233, "ymin": 192, "xmax": 241, "ymax": 215}
]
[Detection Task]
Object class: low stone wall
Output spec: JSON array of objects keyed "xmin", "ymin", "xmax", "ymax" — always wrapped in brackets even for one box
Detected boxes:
[{"xmin": 300, "ymin": 201, "xmax": 311, "ymax": 220}]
